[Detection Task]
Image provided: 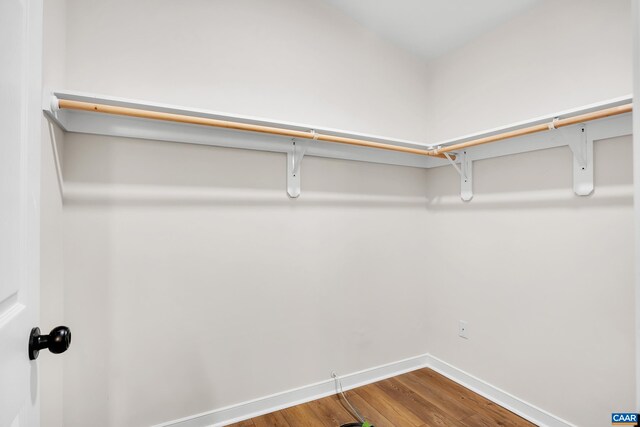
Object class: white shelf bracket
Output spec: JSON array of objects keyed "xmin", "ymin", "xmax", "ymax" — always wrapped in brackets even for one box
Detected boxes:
[
  {"xmin": 444, "ymin": 151, "xmax": 473, "ymax": 202},
  {"xmin": 566, "ymin": 125, "xmax": 593, "ymax": 196},
  {"xmin": 287, "ymin": 138, "xmax": 307, "ymax": 198}
]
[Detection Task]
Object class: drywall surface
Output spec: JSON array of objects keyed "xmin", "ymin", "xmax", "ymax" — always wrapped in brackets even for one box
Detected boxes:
[
  {"xmin": 60, "ymin": 0, "xmax": 432, "ymax": 426},
  {"xmin": 62, "ymin": 136, "xmax": 432, "ymax": 427},
  {"xmin": 424, "ymin": 139, "xmax": 635, "ymax": 427},
  {"xmin": 52, "ymin": 0, "xmax": 635, "ymax": 426},
  {"xmin": 425, "ymin": 0, "xmax": 633, "ymax": 143},
  {"xmin": 40, "ymin": 122, "xmax": 65, "ymax": 427},
  {"xmin": 423, "ymin": 1, "xmax": 635, "ymax": 425},
  {"xmin": 64, "ymin": 0, "xmax": 431, "ymax": 142},
  {"xmin": 40, "ymin": 1, "xmax": 66, "ymax": 426}
]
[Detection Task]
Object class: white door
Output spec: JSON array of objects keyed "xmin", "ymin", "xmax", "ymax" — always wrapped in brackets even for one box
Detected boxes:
[{"xmin": 0, "ymin": 0, "xmax": 43, "ymax": 426}]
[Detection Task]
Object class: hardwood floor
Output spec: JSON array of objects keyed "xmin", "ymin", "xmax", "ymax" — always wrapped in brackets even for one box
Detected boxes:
[{"xmin": 226, "ymin": 368, "xmax": 534, "ymax": 427}]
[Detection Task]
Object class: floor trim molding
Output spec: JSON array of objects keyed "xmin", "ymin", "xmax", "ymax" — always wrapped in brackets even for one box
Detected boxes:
[
  {"xmin": 154, "ymin": 353, "xmax": 575, "ymax": 427},
  {"xmin": 424, "ymin": 354, "xmax": 576, "ymax": 427},
  {"xmin": 153, "ymin": 354, "xmax": 430, "ymax": 427}
]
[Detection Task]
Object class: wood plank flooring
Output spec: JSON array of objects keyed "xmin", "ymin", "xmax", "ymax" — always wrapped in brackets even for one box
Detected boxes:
[{"xmin": 227, "ymin": 368, "xmax": 534, "ymax": 427}]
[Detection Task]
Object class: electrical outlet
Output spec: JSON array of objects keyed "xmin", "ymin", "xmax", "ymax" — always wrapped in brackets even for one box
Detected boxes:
[{"xmin": 458, "ymin": 320, "xmax": 469, "ymax": 339}]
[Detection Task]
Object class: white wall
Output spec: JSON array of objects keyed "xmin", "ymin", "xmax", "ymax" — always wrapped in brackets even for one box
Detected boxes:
[
  {"xmin": 40, "ymin": 1, "xmax": 636, "ymax": 426},
  {"xmin": 61, "ymin": 139, "xmax": 432, "ymax": 427},
  {"xmin": 423, "ymin": 1, "xmax": 635, "ymax": 426},
  {"xmin": 40, "ymin": 1, "xmax": 66, "ymax": 426},
  {"xmin": 425, "ymin": 0, "xmax": 632, "ymax": 143},
  {"xmin": 58, "ymin": 1, "xmax": 433, "ymax": 426},
  {"xmin": 424, "ymin": 139, "xmax": 634, "ymax": 427},
  {"xmin": 64, "ymin": 0, "xmax": 431, "ymax": 141}
]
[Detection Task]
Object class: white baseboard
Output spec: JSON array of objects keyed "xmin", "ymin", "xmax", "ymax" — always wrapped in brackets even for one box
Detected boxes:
[
  {"xmin": 152, "ymin": 354, "xmax": 430, "ymax": 427},
  {"xmin": 154, "ymin": 353, "xmax": 575, "ymax": 427},
  {"xmin": 425, "ymin": 354, "xmax": 576, "ymax": 427}
]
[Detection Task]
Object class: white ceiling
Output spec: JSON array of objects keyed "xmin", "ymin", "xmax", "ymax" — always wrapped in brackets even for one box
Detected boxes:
[{"xmin": 324, "ymin": 0, "xmax": 540, "ymax": 60}]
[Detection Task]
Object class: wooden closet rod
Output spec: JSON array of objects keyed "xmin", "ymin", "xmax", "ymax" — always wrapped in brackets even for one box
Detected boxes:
[
  {"xmin": 56, "ymin": 99, "xmax": 451, "ymax": 159},
  {"xmin": 56, "ymin": 99, "xmax": 632, "ymax": 160},
  {"xmin": 428, "ymin": 103, "xmax": 633, "ymax": 156}
]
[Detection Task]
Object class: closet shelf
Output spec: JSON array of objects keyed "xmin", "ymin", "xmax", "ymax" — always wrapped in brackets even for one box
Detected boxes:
[{"xmin": 44, "ymin": 91, "xmax": 633, "ymax": 200}]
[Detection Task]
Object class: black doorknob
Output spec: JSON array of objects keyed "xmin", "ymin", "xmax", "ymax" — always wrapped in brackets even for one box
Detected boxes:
[{"xmin": 29, "ymin": 326, "xmax": 71, "ymax": 360}]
